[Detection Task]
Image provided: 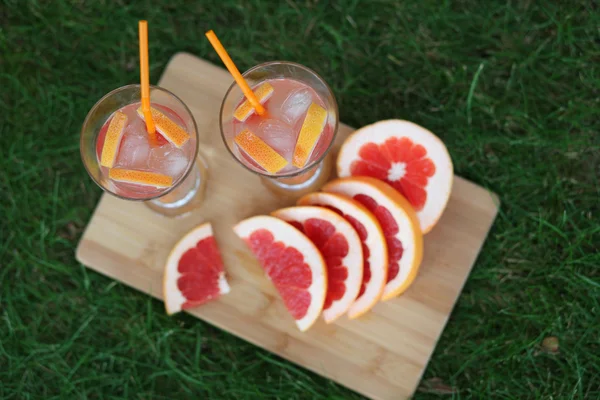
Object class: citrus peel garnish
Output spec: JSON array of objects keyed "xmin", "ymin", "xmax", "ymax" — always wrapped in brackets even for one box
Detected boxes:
[
  {"xmin": 137, "ymin": 107, "xmax": 190, "ymax": 148},
  {"xmin": 100, "ymin": 111, "xmax": 128, "ymax": 168},
  {"xmin": 233, "ymin": 82, "xmax": 274, "ymax": 122},
  {"xmin": 108, "ymin": 168, "xmax": 173, "ymax": 188},
  {"xmin": 234, "ymin": 129, "xmax": 288, "ymax": 173},
  {"xmin": 292, "ymin": 102, "xmax": 327, "ymax": 168}
]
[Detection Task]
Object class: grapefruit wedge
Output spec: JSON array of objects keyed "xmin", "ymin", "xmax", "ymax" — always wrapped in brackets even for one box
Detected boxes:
[
  {"xmin": 337, "ymin": 120, "xmax": 453, "ymax": 233},
  {"xmin": 164, "ymin": 223, "xmax": 230, "ymax": 315},
  {"xmin": 272, "ymin": 206, "xmax": 363, "ymax": 323},
  {"xmin": 233, "ymin": 216, "xmax": 327, "ymax": 331},
  {"xmin": 324, "ymin": 177, "xmax": 423, "ymax": 300},
  {"xmin": 297, "ymin": 192, "xmax": 387, "ymax": 319}
]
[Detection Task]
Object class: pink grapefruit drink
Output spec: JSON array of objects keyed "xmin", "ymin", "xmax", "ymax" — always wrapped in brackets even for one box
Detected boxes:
[
  {"xmin": 95, "ymin": 102, "xmax": 197, "ymax": 199},
  {"xmin": 231, "ymin": 78, "xmax": 335, "ymax": 175},
  {"xmin": 220, "ymin": 62, "xmax": 339, "ymax": 194},
  {"xmin": 81, "ymin": 84, "xmax": 207, "ymax": 216}
]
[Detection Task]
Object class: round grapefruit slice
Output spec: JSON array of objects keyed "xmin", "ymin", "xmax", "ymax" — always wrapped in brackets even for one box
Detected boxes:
[
  {"xmin": 336, "ymin": 119, "xmax": 453, "ymax": 233},
  {"xmin": 271, "ymin": 206, "xmax": 363, "ymax": 323},
  {"xmin": 163, "ymin": 223, "xmax": 230, "ymax": 315},
  {"xmin": 323, "ymin": 177, "xmax": 423, "ymax": 300},
  {"xmin": 233, "ymin": 216, "xmax": 327, "ymax": 331},
  {"xmin": 297, "ymin": 192, "xmax": 387, "ymax": 319}
]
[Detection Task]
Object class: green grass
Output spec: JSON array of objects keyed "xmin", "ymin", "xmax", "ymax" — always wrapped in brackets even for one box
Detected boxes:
[{"xmin": 1, "ymin": 0, "xmax": 599, "ymax": 398}]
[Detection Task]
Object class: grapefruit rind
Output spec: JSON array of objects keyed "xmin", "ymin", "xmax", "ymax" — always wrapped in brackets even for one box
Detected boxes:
[
  {"xmin": 100, "ymin": 111, "xmax": 128, "ymax": 168},
  {"xmin": 163, "ymin": 223, "xmax": 230, "ymax": 315},
  {"xmin": 271, "ymin": 206, "xmax": 364, "ymax": 323},
  {"xmin": 336, "ymin": 119, "xmax": 453, "ymax": 234},
  {"xmin": 108, "ymin": 168, "xmax": 173, "ymax": 188},
  {"xmin": 233, "ymin": 215, "xmax": 327, "ymax": 331},
  {"xmin": 137, "ymin": 106, "xmax": 191, "ymax": 148},
  {"xmin": 324, "ymin": 177, "xmax": 423, "ymax": 300},
  {"xmin": 292, "ymin": 102, "xmax": 327, "ymax": 168},
  {"xmin": 233, "ymin": 82, "xmax": 274, "ymax": 122},
  {"xmin": 297, "ymin": 192, "xmax": 387, "ymax": 319},
  {"xmin": 235, "ymin": 129, "xmax": 288, "ymax": 173}
]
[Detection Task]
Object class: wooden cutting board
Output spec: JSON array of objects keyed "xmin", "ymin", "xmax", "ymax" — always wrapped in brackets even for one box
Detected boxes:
[{"xmin": 76, "ymin": 53, "xmax": 499, "ymax": 400}]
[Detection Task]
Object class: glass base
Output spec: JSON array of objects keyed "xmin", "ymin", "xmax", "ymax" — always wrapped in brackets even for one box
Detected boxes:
[
  {"xmin": 145, "ymin": 152, "xmax": 209, "ymax": 217},
  {"xmin": 261, "ymin": 152, "xmax": 333, "ymax": 198}
]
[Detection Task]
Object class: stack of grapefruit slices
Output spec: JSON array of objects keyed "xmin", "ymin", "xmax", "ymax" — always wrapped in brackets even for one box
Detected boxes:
[{"xmin": 163, "ymin": 119, "xmax": 453, "ymax": 332}]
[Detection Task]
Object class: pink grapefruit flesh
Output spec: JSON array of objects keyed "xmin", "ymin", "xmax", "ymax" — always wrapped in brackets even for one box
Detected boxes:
[
  {"xmin": 324, "ymin": 177, "xmax": 423, "ymax": 300},
  {"xmin": 297, "ymin": 192, "xmax": 387, "ymax": 319},
  {"xmin": 164, "ymin": 223, "xmax": 230, "ymax": 315},
  {"xmin": 234, "ymin": 216, "xmax": 327, "ymax": 331},
  {"xmin": 272, "ymin": 206, "xmax": 363, "ymax": 323},
  {"xmin": 337, "ymin": 119, "xmax": 453, "ymax": 233}
]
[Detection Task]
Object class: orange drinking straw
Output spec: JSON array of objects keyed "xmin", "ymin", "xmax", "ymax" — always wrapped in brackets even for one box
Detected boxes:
[
  {"xmin": 138, "ymin": 20, "xmax": 157, "ymax": 141},
  {"xmin": 205, "ymin": 30, "xmax": 266, "ymax": 116}
]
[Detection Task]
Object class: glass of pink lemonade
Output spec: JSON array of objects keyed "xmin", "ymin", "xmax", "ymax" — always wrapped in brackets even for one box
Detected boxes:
[
  {"xmin": 220, "ymin": 61, "xmax": 338, "ymax": 195},
  {"xmin": 81, "ymin": 84, "xmax": 208, "ymax": 216}
]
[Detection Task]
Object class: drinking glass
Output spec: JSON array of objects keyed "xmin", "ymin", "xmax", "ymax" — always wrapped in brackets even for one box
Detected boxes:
[
  {"xmin": 219, "ymin": 62, "xmax": 338, "ymax": 196},
  {"xmin": 81, "ymin": 84, "xmax": 208, "ymax": 217}
]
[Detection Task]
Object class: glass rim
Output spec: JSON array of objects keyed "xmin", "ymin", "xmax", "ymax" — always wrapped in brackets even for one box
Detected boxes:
[
  {"xmin": 80, "ymin": 83, "xmax": 200, "ymax": 202},
  {"xmin": 219, "ymin": 60, "xmax": 339, "ymax": 178}
]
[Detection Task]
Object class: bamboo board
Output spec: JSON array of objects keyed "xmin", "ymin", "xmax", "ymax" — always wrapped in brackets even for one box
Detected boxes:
[{"xmin": 76, "ymin": 53, "xmax": 499, "ymax": 400}]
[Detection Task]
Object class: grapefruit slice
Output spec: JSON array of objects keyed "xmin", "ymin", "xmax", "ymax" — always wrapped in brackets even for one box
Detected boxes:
[
  {"xmin": 137, "ymin": 106, "xmax": 191, "ymax": 148},
  {"xmin": 234, "ymin": 82, "xmax": 274, "ymax": 122},
  {"xmin": 271, "ymin": 206, "xmax": 363, "ymax": 323},
  {"xmin": 108, "ymin": 168, "xmax": 173, "ymax": 188},
  {"xmin": 233, "ymin": 216, "xmax": 326, "ymax": 331},
  {"xmin": 100, "ymin": 111, "xmax": 128, "ymax": 168},
  {"xmin": 292, "ymin": 102, "xmax": 328, "ymax": 168},
  {"xmin": 297, "ymin": 192, "xmax": 387, "ymax": 319},
  {"xmin": 337, "ymin": 119, "xmax": 453, "ymax": 233},
  {"xmin": 324, "ymin": 177, "xmax": 423, "ymax": 300},
  {"xmin": 235, "ymin": 129, "xmax": 289, "ymax": 174},
  {"xmin": 163, "ymin": 223, "xmax": 230, "ymax": 315}
]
